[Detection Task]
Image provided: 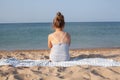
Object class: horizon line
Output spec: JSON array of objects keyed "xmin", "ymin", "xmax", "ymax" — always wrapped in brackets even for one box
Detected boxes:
[{"xmin": 0, "ymin": 21, "xmax": 120, "ymax": 24}]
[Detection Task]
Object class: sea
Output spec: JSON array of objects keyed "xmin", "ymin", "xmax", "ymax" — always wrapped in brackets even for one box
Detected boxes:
[{"xmin": 0, "ymin": 22, "xmax": 120, "ymax": 50}]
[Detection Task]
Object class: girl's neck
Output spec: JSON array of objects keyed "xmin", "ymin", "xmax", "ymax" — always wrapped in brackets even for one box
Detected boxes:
[{"xmin": 55, "ymin": 28, "xmax": 63, "ymax": 32}]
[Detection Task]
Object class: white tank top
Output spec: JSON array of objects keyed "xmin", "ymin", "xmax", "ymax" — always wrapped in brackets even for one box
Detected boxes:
[{"xmin": 50, "ymin": 32, "xmax": 70, "ymax": 62}]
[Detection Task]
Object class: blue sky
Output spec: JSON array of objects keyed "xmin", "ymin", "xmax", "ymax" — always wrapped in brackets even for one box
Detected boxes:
[{"xmin": 0, "ymin": 0, "xmax": 120, "ymax": 23}]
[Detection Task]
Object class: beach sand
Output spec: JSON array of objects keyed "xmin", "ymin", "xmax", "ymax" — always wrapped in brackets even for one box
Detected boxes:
[{"xmin": 0, "ymin": 48, "xmax": 120, "ymax": 80}]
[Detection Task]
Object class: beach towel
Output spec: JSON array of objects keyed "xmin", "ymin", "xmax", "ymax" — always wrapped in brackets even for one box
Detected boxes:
[{"xmin": 0, "ymin": 58, "xmax": 120, "ymax": 67}]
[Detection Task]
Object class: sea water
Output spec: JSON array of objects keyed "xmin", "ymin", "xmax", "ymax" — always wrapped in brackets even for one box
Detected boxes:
[{"xmin": 0, "ymin": 22, "xmax": 120, "ymax": 50}]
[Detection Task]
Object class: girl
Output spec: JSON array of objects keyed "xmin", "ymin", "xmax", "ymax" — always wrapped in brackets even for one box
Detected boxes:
[{"xmin": 48, "ymin": 12, "xmax": 71, "ymax": 62}]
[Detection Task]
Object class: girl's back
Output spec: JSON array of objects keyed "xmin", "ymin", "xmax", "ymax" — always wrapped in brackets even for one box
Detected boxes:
[{"xmin": 49, "ymin": 32, "xmax": 70, "ymax": 62}]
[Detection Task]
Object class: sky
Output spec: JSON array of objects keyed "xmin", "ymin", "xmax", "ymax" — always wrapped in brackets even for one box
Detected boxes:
[{"xmin": 0, "ymin": 0, "xmax": 120, "ymax": 23}]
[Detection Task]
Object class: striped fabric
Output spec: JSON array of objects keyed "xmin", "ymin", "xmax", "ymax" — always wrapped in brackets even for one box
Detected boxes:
[{"xmin": 50, "ymin": 43, "xmax": 70, "ymax": 62}]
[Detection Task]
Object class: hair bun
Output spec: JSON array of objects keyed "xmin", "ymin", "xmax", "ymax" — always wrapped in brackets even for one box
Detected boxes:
[
  {"xmin": 53, "ymin": 12, "xmax": 65, "ymax": 28},
  {"xmin": 57, "ymin": 12, "xmax": 62, "ymax": 16}
]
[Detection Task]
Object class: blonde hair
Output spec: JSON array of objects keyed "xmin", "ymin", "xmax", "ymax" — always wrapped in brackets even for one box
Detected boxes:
[{"xmin": 53, "ymin": 12, "xmax": 65, "ymax": 29}]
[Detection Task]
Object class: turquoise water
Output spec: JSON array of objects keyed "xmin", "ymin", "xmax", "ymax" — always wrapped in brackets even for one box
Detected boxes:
[{"xmin": 0, "ymin": 22, "xmax": 120, "ymax": 50}]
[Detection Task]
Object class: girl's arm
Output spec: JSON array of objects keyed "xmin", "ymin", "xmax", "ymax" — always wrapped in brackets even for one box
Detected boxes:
[
  {"xmin": 48, "ymin": 35, "xmax": 52, "ymax": 48},
  {"xmin": 66, "ymin": 32, "xmax": 71, "ymax": 46},
  {"xmin": 68, "ymin": 33, "xmax": 71, "ymax": 46}
]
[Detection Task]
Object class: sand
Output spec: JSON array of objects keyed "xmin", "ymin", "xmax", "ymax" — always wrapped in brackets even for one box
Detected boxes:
[{"xmin": 0, "ymin": 48, "xmax": 120, "ymax": 80}]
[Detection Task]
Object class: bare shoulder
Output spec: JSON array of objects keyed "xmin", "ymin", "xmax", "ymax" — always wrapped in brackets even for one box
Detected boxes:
[
  {"xmin": 48, "ymin": 33, "xmax": 53, "ymax": 37},
  {"xmin": 48, "ymin": 33, "xmax": 54, "ymax": 40},
  {"xmin": 66, "ymin": 32, "xmax": 71, "ymax": 37}
]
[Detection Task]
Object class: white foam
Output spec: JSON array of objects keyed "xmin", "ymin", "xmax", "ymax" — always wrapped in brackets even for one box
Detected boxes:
[{"xmin": 0, "ymin": 58, "xmax": 120, "ymax": 67}]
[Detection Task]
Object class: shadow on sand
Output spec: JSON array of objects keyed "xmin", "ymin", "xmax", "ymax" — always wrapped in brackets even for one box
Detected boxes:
[{"xmin": 70, "ymin": 53, "xmax": 120, "ymax": 61}]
